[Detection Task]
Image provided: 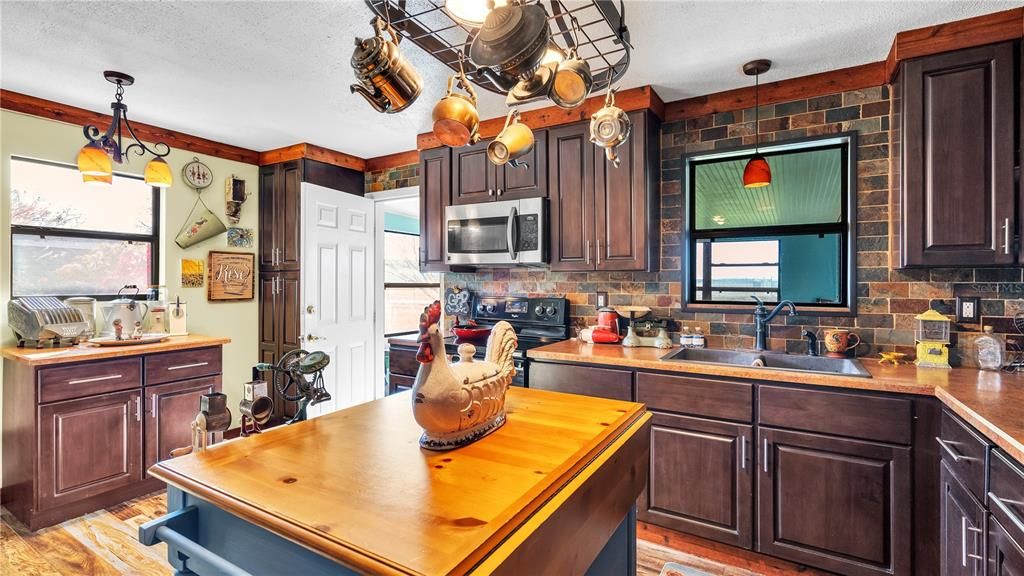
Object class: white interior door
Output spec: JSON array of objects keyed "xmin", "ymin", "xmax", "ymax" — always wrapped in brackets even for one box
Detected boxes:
[{"xmin": 301, "ymin": 182, "xmax": 375, "ymax": 417}]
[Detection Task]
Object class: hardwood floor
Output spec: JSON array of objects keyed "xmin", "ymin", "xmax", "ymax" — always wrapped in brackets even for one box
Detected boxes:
[{"xmin": 2, "ymin": 493, "xmax": 823, "ymax": 575}]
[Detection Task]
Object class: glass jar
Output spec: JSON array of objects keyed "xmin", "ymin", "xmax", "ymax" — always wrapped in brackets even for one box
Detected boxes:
[{"xmin": 974, "ymin": 326, "xmax": 1005, "ymax": 371}]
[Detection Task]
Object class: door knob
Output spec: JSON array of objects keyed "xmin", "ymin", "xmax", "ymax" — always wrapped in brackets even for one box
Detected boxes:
[
  {"xmin": 305, "ymin": 334, "xmax": 318, "ymax": 342},
  {"xmin": 306, "ymin": 305, "xmax": 315, "ymax": 314}
]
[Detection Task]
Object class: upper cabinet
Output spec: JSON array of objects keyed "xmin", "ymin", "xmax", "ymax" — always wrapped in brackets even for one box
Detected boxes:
[
  {"xmin": 419, "ymin": 147, "xmax": 451, "ymax": 272},
  {"xmin": 260, "ymin": 160, "xmax": 302, "ymax": 271},
  {"xmin": 894, "ymin": 41, "xmax": 1017, "ymax": 268},
  {"xmin": 550, "ymin": 111, "xmax": 659, "ymax": 272},
  {"xmin": 452, "ymin": 130, "xmax": 548, "ymax": 205}
]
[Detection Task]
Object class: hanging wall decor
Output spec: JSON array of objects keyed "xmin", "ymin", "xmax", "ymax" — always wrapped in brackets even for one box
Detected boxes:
[
  {"xmin": 175, "ymin": 157, "xmax": 227, "ymax": 249},
  {"xmin": 207, "ymin": 251, "xmax": 255, "ymax": 301},
  {"xmin": 224, "ymin": 175, "xmax": 248, "ymax": 224},
  {"xmin": 227, "ymin": 227, "xmax": 254, "ymax": 248}
]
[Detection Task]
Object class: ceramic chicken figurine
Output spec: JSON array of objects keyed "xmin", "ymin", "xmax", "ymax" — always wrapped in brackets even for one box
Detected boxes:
[{"xmin": 412, "ymin": 300, "xmax": 517, "ymax": 451}]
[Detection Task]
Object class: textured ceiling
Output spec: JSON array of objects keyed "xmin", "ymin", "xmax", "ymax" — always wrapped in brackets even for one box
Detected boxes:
[{"xmin": 1, "ymin": 1, "xmax": 1018, "ymax": 158}]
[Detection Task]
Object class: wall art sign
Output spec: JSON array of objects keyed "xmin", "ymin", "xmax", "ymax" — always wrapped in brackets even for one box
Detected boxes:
[
  {"xmin": 227, "ymin": 227, "xmax": 254, "ymax": 248},
  {"xmin": 207, "ymin": 251, "xmax": 255, "ymax": 301},
  {"xmin": 180, "ymin": 258, "xmax": 205, "ymax": 288}
]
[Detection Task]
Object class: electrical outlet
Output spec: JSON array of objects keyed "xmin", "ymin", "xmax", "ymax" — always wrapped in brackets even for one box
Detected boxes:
[
  {"xmin": 596, "ymin": 291, "xmax": 609, "ymax": 308},
  {"xmin": 956, "ymin": 296, "xmax": 980, "ymax": 323}
]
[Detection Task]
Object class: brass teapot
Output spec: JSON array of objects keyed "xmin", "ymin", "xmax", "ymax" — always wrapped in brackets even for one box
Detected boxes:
[
  {"xmin": 350, "ymin": 18, "xmax": 423, "ymax": 114},
  {"xmin": 432, "ymin": 70, "xmax": 480, "ymax": 147},
  {"xmin": 590, "ymin": 88, "xmax": 632, "ymax": 167}
]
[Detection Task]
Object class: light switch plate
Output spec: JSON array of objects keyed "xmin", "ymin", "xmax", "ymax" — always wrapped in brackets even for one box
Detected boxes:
[
  {"xmin": 956, "ymin": 296, "xmax": 980, "ymax": 323},
  {"xmin": 596, "ymin": 291, "xmax": 609, "ymax": 308}
]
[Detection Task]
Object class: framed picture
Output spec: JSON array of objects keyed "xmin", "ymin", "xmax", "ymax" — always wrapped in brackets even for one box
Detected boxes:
[
  {"xmin": 181, "ymin": 258, "xmax": 205, "ymax": 288},
  {"xmin": 207, "ymin": 251, "xmax": 255, "ymax": 301},
  {"xmin": 227, "ymin": 227, "xmax": 254, "ymax": 248}
]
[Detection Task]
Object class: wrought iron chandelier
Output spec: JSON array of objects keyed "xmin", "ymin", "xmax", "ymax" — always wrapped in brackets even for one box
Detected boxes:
[{"xmin": 76, "ymin": 71, "xmax": 173, "ymax": 188}]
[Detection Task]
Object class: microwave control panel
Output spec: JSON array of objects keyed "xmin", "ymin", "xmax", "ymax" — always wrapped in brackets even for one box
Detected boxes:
[{"xmin": 518, "ymin": 214, "xmax": 539, "ymax": 251}]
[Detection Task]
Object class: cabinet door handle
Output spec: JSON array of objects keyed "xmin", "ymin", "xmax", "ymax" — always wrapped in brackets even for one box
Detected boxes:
[
  {"xmin": 763, "ymin": 438, "xmax": 770, "ymax": 473},
  {"xmin": 585, "ymin": 240, "xmax": 591, "ymax": 265},
  {"xmin": 1004, "ymin": 218, "xmax": 1012, "ymax": 255},
  {"xmin": 936, "ymin": 437, "xmax": 974, "ymax": 462},
  {"xmin": 596, "ymin": 240, "xmax": 602, "ymax": 266},
  {"xmin": 740, "ymin": 435, "xmax": 747, "ymax": 470},
  {"xmin": 961, "ymin": 515, "xmax": 969, "ymax": 567},
  {"xmin": 68, "ymin": 374, "xmax": 122, "ymax": 385},
  {"xmin": 167, "ymin": 361, "xmax": 209, "ymax": 371},
  {"xmin": 151, "ymin": 395, "xmax": 157, "ymax": 418},
  {"xmin": 134, "ymin": 397, "xmax": 142, "ymax": 422},
  {"xmin": 496, "ymin": 188, "xmax": 503, "ymax": 196},
  {"xmin": 488, "ymin": 188, "xmax": 494, "ymax": 196}
]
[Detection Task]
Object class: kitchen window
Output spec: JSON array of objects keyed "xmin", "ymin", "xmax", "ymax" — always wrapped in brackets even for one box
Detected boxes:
[
  {"xmin": 683, "ymin": 133, "xmax": 857, "ymax": 315},
  {"xmin": 383, "ymin": 228, "xmax": 440, "ymax": 336},
  {"xmin": 10, "ymin": 157, "xmax": 159, "ymax": 298}
]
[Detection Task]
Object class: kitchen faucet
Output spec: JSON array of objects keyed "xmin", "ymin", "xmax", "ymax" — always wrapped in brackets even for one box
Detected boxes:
[{"xmin": 751, "ymin": 296, "xmax": 797, "ymax": 352}]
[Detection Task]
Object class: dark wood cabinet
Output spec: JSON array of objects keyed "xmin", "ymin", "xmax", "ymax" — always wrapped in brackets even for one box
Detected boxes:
[
  {"xmin": 528, "ymin": 361, "xmax": 633, "ymax": 401},
  {"xmin": 419, "ymin": 147, "xmax": 451, "ymax": 272},
  {"xmin": 640, "ymin": 411, "xmax": 752, "ymax": 548},
  {"xmin": 896, "ymin": 41, "xmax": 1017, "ymax": 267},
  {"xmin": 258, "ymin": 269, "xmax": 300, "ymax": 419},
  {"xmin": 260, "ymin": 160, "xmax": 302, "ymax": 271},
  {"xmin": 38, "ymin": 389, "xmax": 143, "ymax": 512},
  {"xmin": 757, "ymin": 427, "xmax": 911, "ymax": 576},
  {"xmin": 550, "ymin": 111, "xmax": 657, "ymax": 271},
  {"xmin": 145, "ymin": 376, "xmax": 220, "ymax": 473},
  {"xmin": 940, "ymin": 461, "xmax": 985, "ymax": 576},
  {"xmin": 989, "ymin": 516, "xmax": 1024, "ymax": 575},
  {"xmin": 451, "ymin": 132, "xmax": 547, "ymax": 205}
]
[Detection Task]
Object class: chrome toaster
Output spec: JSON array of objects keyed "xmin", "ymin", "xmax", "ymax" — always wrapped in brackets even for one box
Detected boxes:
[{"xmin": 8, "ymin": 297, "xmax": 90, "ymax": 348}]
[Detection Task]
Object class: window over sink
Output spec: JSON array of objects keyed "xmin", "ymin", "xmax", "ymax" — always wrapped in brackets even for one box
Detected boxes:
[
  {"xmin": 682, "ymin": 133, "xmax": 857, "ymax": 315},
  {"xmin": 10, "ymin": 157, "xmax": 160, "ymax": 298}
]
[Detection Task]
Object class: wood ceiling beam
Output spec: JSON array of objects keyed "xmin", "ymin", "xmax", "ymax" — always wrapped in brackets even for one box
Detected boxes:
[
  {"xmin": 257, "ymin": 143, "xmax": 366, "ymax": 171},
  {"xmin": 0, "ymin": 89, "xmax": 261, "ymax": 165},
  {"xmin": 365, "ymin": 150, "xmax": 421, "ymax": 172},
  {"xmin": 416, "ymin": 85, "xmax": 664, "ymax": 150},
  {"xmin": 884, "ymin": 7, "xmax": 1024, "ymax": 81}
]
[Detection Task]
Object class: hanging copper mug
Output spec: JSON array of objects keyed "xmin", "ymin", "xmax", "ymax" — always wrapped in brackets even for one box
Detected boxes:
[
  {"xmin": 551, "ymin": 47, "xmax": 593, "ymax": 109},
  {"xmin": 590, "ymin": 88, "xmax": 632, "ymax": 167},
  {"xmin": 432, "ymin": 70, "xmax": 480, "ymax": 147},
  {"xmin": 487, "ymin": 109, "xmax": 534, "ymax": 167},
  {"xmin": 350, "ymin": 17, "xmax": 423, "ymax": 114}
]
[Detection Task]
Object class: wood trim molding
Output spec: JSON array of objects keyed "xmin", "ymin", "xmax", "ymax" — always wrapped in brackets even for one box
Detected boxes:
[
  {"xmin": 258, "ymin": 143, "xmax": 366, "ymax": 171},
  {"xmin": 365, "ymin": 150, "xmax": 420, "ymax": 173},
  {"xmin": 0, "ymin": 89, "xmax": 261, "ymax": 165},
  {"xmin": 664, "ymin": 62, "xmax": 887, "ymax": 122},
  {"xmin": 416, "ymin": 85, "xmax": 664, "ymax": 150},
  {"xmin": 885, "ymin": 7, "xmax": 1024, "ymax": 80}
]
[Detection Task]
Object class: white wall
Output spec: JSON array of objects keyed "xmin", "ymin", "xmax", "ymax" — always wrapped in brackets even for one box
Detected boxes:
[{"xmin": 0, "ymin": 110, "xmax": 260, "ymax": 483}]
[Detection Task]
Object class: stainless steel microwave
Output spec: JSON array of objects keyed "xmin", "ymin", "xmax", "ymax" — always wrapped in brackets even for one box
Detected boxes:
[{"xmin": 445, "ymin": 198, "xmax": 547, "ymax": 266}]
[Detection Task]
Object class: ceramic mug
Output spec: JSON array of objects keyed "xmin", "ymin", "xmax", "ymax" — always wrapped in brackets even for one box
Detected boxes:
[{"xmin": 823, "ymin": 329, "xmax": 862, "ymax": 358}]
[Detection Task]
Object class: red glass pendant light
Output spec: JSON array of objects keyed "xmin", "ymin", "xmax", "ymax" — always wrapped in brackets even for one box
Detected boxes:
[{"xmin": 742, "ymin": 59, "xmax": 772, "ymax": 188}]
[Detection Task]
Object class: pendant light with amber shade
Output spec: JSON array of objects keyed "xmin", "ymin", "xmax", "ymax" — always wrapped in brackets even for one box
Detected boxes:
[
  {"xmin": 77, "ymin": 71, "xmax": 173, "ymax": 188},
  {"xmin": 742, "ymin": 59, "xmax": 772, "ymax": 188}
]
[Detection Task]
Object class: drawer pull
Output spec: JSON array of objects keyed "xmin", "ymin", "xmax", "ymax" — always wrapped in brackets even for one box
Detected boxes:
[
  {"xmin": 936, "ymin": 437, "xmax": 974, "ymax": 462},
  {"xmin": 991, "ymin": 492, "xmax": 1024, "ymax": 536},
  {"xmin": 167, "ymin": 362, "xmax": 209, "ymax": 371},
  {"xmin": 68, "ymin": 374, "xmax": 122, "ymax": 385}
]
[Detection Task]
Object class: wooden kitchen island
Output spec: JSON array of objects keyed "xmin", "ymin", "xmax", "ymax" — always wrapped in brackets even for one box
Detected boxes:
[{"xmin": 140, "ymin": 387, "xmax": 651, "ymax": 575}]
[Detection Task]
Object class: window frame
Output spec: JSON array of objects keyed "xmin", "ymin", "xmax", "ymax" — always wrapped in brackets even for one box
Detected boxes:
[
  {"xmin": 681, "ymin": 132, "xmax": 858, "ymax": 316},
  {"xmin": 382, "ymin": 229, "xmax": 440, "ymax": 338},
  {"xmin": 695, "ymin": 239, "xmax": 781, "ymax": 301},
  {"xmin": 9, "ymin": 156, "xmax": 161, "ymax": 301}
]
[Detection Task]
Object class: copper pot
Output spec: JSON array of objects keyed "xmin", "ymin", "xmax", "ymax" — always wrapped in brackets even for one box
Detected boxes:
[
  {"xmin": 590, "ymin": 88, "xmax": 632, "ymax": 167},
  {"xmin": 551, "ymin": 48, "xmax": 593, "ymax": 109},
  {"xmin": 350, "ymin": 18, "xmax": 423, "ymax": 114},
  {"xmin": 487, "ymin": 109, "xmax": 534, "ymax": 166},
  {"xmin": 432, "ymin": 71, "xmax": 480, "ymax": 147}
]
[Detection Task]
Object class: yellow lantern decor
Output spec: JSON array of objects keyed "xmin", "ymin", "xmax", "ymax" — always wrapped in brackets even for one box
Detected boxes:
[
  {"xmin": 76, "ymin": 142, "xmax": 112, "ymax": 177},
  {"xmin": 144, "ymin": 157, "xmax": 173, "ymax": 188},
  {"xmin": 914, "ymin": 309, "xmax": 952, "ymax": 369}
]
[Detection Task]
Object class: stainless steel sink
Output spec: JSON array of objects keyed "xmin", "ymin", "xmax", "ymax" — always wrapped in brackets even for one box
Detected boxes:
[{"xmin": 660, "ymin": 347, "xmax": 872, "ymax": 378}]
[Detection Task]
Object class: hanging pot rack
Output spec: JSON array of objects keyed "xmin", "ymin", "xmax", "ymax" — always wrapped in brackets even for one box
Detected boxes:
[{"xmin": 364, "ymin": 0, "xmax": 631, "ymax": 96}]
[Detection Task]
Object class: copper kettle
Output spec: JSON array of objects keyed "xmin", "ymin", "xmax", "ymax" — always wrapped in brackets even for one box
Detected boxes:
[
  {"xmin": 590, "ymin": 88, "xmax": 632, "ymax": 167},
  {"xmin": 350, "ymin": 18, "xmax": 423, "ymax": 114},
  {"xmin": 432, "ymin": 70, "xmax": 480, "ymax": 147}
]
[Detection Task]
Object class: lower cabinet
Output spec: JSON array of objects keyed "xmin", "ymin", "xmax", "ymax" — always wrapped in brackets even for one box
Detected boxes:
[
  {"xmin": 757, "ymin": 427, "xmax": 911, "ymax": 576},
  {"xmin": 145, "ymin": 376, "xmax": 221, "ymax": 473},
  {"xmin": 38, "ymin": 389, "xmax": 143, "ymax": 511},
  {"xmin": 989, "ymin": 516, "xmax": 1024, "ymax": 575},
  {"xmin": 940, "ymin": 461, "xmax": 984, "ymax": 576},
  {"xmin": 640, "ymin": 411, "xmax": 752, "ymax": 548},
  {"xmin": 527, "ymin": 362, "xmax": 632, "ymax": 401}
]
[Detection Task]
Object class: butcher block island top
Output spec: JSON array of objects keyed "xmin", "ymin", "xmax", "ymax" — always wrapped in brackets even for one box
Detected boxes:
[
  {"xmin": 0, "ymin": 334, "xmax": 230, "ymax": 365},
  {"xmin": 147, "ymin": 387, "xmax": 651, "ymax": 576}
]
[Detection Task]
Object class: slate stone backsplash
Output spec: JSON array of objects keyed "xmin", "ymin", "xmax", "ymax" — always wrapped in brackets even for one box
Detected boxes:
[{"xmin": 368, "ymin": 86, "xmax": 1024, "ymax": 362}]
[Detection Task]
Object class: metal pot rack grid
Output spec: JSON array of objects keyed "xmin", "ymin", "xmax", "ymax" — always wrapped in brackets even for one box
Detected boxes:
[{"xmin": 365, "ymin": 0, "xmax": 631, "ymax": 96}]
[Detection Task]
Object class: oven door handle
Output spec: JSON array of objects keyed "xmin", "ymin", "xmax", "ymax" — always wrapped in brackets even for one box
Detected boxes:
[{"xmin": 507, "ymin": 205, "xmax": 519, "ymax": 262}]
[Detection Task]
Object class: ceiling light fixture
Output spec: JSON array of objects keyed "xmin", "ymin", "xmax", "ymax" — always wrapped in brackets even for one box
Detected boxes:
[
  {"xmin": 444, "ymin": 0, "xmax": 507, "ymax": 27},
  {"xmin": 78, "ymin": 71, "xmax": 172, "ymax": 188},
  {"xmin": 742, "ymin": 59, "xmax": 772, "ymax": 188}
]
